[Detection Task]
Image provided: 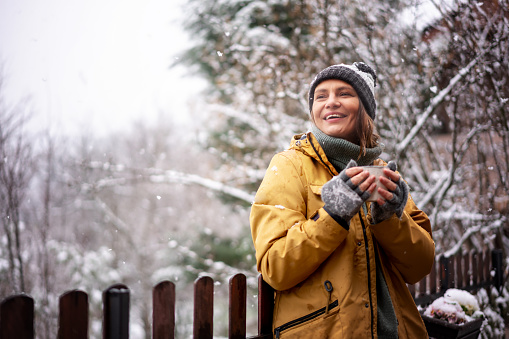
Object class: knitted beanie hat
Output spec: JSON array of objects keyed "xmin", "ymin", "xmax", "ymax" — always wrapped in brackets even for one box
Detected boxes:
[{"xmin": 308, "ymin": 62, "xmax": 377, "ymax": 120}]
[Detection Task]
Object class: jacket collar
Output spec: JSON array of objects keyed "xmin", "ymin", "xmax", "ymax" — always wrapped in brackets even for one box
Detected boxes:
[{"xmin": 289, "ymin": 132, "xmax": 338, "ymax": 176}]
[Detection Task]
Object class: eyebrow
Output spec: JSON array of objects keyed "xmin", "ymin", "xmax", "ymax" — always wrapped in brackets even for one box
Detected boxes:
[{"xmin": 314, "ymin": 85, "xmax": 355, "ymax": 94}]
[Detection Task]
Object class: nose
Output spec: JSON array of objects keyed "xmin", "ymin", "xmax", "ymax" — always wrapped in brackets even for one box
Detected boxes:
[{"xmin": 325, "ymin": 94, "xmax": 340, "ymax": 109}]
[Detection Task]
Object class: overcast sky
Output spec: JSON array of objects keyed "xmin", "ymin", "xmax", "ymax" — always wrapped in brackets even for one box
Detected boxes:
[{"xmin": 0, "ymin": 0, "xmax": 204, "ymax": 137}]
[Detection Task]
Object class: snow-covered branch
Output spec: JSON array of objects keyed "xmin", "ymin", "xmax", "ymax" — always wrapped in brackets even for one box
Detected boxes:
[
  {"xmin": 207, "ymin": 103, "xmax": 270, "ymax": 137},
  {"xmin": 149, "ymin": 169, "xmax": 255, "ymax": 204},
  {"xmin": 81, "ymin": 162, "xmax": 255, "ymax": 205},
  {"xmin": 395, "ymin": 56, "xmax": 480, "ymax": 157},
  {"xmin": 93, "ymin": 197, "xmax": 134, "ymax": 246},
  {"xmin": 429, "ymin": 123, "xmax": 491, "ymax": 227},
  {"xmin": 443, "ymin": 219, "xmax": 505, "ymax": 258},
  {"xmin": 418, "ymin": 171, "xmax": 449, "ymax": 207}
]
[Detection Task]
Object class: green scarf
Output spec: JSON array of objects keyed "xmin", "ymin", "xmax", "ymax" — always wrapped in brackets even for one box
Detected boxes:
[{"xmin": 311, "ymin": 125, "xmax": 383, "ymax": 172}]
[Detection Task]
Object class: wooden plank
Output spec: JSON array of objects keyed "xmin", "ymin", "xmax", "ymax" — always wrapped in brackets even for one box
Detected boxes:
[
  {"xmin": 102, "ymin": 283, "xmax": 130, "ymax": 339},
  {"xmin": 483, "ymin": 250, "xmax": 491, "ymax": 285},
  {"xmin": 477, "ymin": 251, "xmax": 484, "ymax": 286},
  {"xmin": 456, "ymin": 254, "xmax": 464, "ymax": 289},
  {"xmin": 257, "ymin": 275, "xmax": 274, "ymax": 337},
  {"xmin": 228, "ymin": 274, "xmax": 246, "ymax": 339},
  {"xmin": 419, "ymin": 274, "xmax": 427, "ymax": 296},
  {"xmin": 153, "ymin": 281, "xmax": 175, "ymax": 339},
  {"xmin": 58, "ymin": 290, "xmax": 88, "ymax": 339},
  {"xmin": 439, "ymin": 255, "xmax": 449, "ymax": 293},
  {"xmin": 0, "ymin": 294, "xmax": 34, "ymax": 339},
  {"xmin": 449, "ymin": 256, "xmax": 456, "ymax": 288},
  {"xmin": 464, "ymin": 252, "xmax": 471, "ymax": 288},
  {"xmin": 472, "ymin": 252, "xmax": 479, "ymax": 286},
  {"xmin": 429, "ymin": 257, "xmax": 437, "ymax": 295},
  {"xmin": 492, "ymin": 249, "xmax": 504, "ymax": 290},
  {"xmin": 194, "ymin": 276, "xmax": 213, "ymax": 339}
]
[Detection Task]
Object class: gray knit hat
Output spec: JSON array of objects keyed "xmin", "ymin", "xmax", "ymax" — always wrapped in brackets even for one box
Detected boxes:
[{"xmin": 308, "ymin": 62, "xmax": 377, "ymax": 120}]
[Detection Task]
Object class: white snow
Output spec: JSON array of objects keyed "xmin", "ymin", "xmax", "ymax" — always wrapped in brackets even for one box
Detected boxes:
[{"xmin": 424, "ymin": 288, "xmax": 483, "ymax": 324}]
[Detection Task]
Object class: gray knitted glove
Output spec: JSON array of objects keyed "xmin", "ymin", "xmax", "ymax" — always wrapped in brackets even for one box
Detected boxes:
[
  {"xmin": 321, "ymin": 160, "xmax": 371, "ymax": 227},
  {"xmin": 371, "ymin": 161, "xmax": 409, "ymax": 224}
]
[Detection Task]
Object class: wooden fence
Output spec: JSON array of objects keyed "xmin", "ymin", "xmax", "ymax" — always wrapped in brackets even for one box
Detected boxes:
[
  {"xmin": 0, "ymin": 249, "xmax": 504, "ymax": 339},
  {"xmin": 409, "ymin": 249, "xmax": 504, "ymax": 307}
]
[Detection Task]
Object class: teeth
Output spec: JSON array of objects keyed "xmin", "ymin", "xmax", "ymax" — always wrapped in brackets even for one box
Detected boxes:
[{"xmin": 326, "ymin": 114, "xmax": 343, "ymax": 120}]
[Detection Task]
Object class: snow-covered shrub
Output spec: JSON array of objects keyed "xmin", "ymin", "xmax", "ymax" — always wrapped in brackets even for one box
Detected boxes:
[
  {"xmin": 424, "ymin": 288, "xmax": 484, "ymax": 324},
  {"xmin": 476, "ymin": 287, "xmax": 508, "ymax": 339},
  {"xmin": 424, "ymin": 287, "xmax": 508, "ymax": 338}
]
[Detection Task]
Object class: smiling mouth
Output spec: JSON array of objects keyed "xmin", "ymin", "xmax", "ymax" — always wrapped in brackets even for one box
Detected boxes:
[{"xmin": 325, "ymin": 113, "xmax": 346, "ymax": 120}]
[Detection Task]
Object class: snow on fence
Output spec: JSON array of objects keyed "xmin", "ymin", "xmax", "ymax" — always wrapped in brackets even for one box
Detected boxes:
[{"xmin": 0, "ymin": 250, "xmax": 504, "ymax": 339}]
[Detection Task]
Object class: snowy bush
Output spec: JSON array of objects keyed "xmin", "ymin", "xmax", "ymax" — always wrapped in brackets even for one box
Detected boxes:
[
  {"xmin": 424, "ymin": 287, "xmax": 508, "ymax": 338},
  {"xmin": 476, "ymin": 287, "xmax": 508, "ymax": 339},
  {"xmin": 424, "ymin": 288, "xmax": 484, "ymax": 324}
]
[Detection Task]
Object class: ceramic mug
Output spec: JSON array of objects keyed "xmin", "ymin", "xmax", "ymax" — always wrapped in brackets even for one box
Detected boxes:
[{"xmin": 362, "ymin": 166, "xmax": 388, "ymax": 202}]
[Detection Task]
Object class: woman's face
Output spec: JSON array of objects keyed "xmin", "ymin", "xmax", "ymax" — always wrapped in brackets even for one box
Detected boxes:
[{"xmin": 312, "ymin": 79, "xmax": 360, "ymax": 142}]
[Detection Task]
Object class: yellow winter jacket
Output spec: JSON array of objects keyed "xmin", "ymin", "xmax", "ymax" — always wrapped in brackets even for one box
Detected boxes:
[{"xmin": 250, "ymin": 132, "xmax": 435, "ymax": 338}]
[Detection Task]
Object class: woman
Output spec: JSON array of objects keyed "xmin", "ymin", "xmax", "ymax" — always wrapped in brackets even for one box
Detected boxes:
[{"xmin": 250, "ymin": 62, "xmax": 435, "ymax": 338}]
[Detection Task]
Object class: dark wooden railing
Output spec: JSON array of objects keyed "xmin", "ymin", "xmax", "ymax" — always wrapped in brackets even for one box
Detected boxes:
[
  {"xmin": 0, "ymin": 249, "xmax": 504, "ymax": 338},
  {"xmin": 409, "ymin": 249, "xmax": 504, "ymax": 306},
  {"xmin": 0, "ymin": 274, "xmax": 272, "ymax": 339}
]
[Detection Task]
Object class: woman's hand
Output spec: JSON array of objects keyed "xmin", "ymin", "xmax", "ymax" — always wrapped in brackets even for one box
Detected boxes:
[
  {"xmin": 321, "ymin": 160, "xmax": 376, "ymax": 228},
  {"xmin": 375, "ymin": 167, "xmax": 401, "ymax": 205},
  {"xmin": 344, "ymin": 166, "xmax": 378, "ymax": 197},
  {"xmin": 371, "ymin": 161, "xmax": 409, "ymax": 224}
]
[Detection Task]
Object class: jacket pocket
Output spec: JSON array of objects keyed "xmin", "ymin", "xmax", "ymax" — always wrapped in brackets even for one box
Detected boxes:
[
  {"xmin": 274, "ymin": 299, "xmax": 339, "ymax": 338},
  {"xmin": 310, "ymin": 184, "xmax": 322, "ymax": 196},
  {"xmin": 308, "ymin": 184, "xmax": 325, "ymax": 217}
]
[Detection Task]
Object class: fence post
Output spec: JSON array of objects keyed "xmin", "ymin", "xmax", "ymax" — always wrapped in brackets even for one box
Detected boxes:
[
  {"xmin": 492, "ymin": 249, "xmax": 504, "ymax": 291},
  {"xmin": 429, "ymin": 257, "xmax": 437, "ymax": 296},
  {"xmin": 464, "ymin": 251, "xmax": 471, "ymax": 288},
  {"xmin": 58, "ymin": 290, "xmax": 88, "ymax": 339},
  {"xmin": 258, "ymin": 275, "xmax": 274, "ymax": 338},
  {"xmin": 103, "ymin": 284, "xmax": 130, "ymax": 339},
  {"xmin": 194, "ymin": 276, "xmax": 213, "ymax": 339},
  {"xmin": 449, "ymin": 255, "xmax": 456, "ymax": 288},
  {"xmin": 0, "ymin": 294, "xmax": 34, "ymax": 339},
  {"xmin": 472, "ymin": 251, "xmax": 479, "ymax": 287},
  {"xmin": 440, "ymin": 255, "xmax": 450, "ymax": 293},
  {"xmin": 229, "ymin": 274, "xmax": 246, "ymax": 339},
  {"xmin": 483, "ymin": 250, "xmax": 491, "ymax": 285},
  {"xmin": 418, "ymin": 273, "xmax": 427, "ymax": 297},
  {"xmin": 456, "ymin": 254, "xmax": 464, "ymax": 288},
  {"xmin": 153, "ymin": 281, "xmax": 175, "ymax": 339},
  {"xmin": 478, "ymin": 251, "xmax": 485, "ymax": 284}
]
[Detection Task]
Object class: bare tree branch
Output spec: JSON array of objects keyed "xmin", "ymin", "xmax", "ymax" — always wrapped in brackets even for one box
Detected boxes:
[{"xmin": 395, "ymin": 55, "xmax": 481, "ymax": 157}]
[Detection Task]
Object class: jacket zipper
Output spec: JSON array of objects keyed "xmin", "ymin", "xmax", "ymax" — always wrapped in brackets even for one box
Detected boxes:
[
  {"xmin": 359, "ymin": 211, "xmax": 375, "ymax": 339},
  {"xmin": 307, "ymin": 136, "xmax": 374, "ymax": 337},
  {"xmin": 273, "ymin": 299, "xmax": 339, "ymax": 338}
]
